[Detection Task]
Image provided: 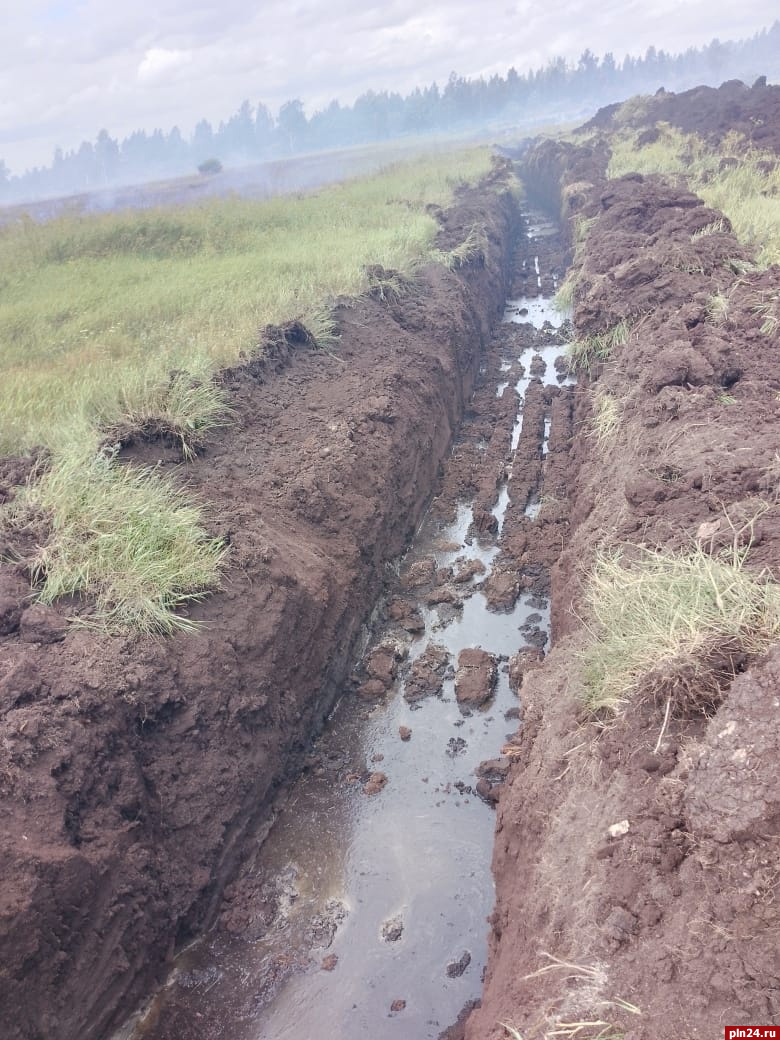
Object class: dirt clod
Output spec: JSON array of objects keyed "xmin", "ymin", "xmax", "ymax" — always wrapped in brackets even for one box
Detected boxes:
[
  {"xmin": 363, "ymin": 772, "xmax": 388, "ymax": 796},
  {"xmin": 454, "ymin": 648, "xmax": 497, "ymax": 712},
  {"xmin": 445, "ymin": 950, "xmax": 471, "ymax": 978},
  {"xmin": 381, "ymin": 916, "xmax": 404, "ymax": 942}
]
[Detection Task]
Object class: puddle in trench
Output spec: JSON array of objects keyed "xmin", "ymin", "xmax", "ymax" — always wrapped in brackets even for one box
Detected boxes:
[
  {"xmin": 502, "ymin": 304, "xmax": 572, "ymax": 454},
  {"xmin": 119, "ymin": 226, "xmax": 569, "ymax": 1040}
]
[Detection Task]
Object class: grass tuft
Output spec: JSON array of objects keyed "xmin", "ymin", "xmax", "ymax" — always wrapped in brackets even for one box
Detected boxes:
[
  {"xmin": 573, "ymin": 215, "xmax": 597, "ymax": 263},
  {"xmin": 5, "ymin": 443, "xmax": 226, "ymax": 634},
  {"xmin": 582, "ymin": 545, "xmax": 780, "ymax": 714},
  {"xmin": 752, "ymin": 290, "xmax": 780, "ymax": 337},
  {"xmin": 567, "ymin": 320, "xmax": 630, "ymax": 377},
  {"xmin": 430, "ymin": 222, "xmax": 490, "ymax": 270},
  {"xmin": 691, "ymin": 218, "xmax": 727, "ymax": 240},
  {"xmin": 108, "ymin": 372, "xmax": 234, "ymax": 460},
  {"xmin": 589, "ymin": 393, "xmax": 621, "ymax": 447},
  {"xmin": 364, "ymin": 264, "xmax": 418, "ymax": 304},
  {"xmin": 553, "ymin": 271, "xmax": 578, "ymax": 315},
  {"xmin": 705, "ymin": 292, "xmax": 730, "ymax": 325}
]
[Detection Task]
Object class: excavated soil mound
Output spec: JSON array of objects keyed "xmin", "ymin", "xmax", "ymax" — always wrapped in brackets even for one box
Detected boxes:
[
  {"xmin": 581, "ymin": 76, "xmax": 780, "ymax": 153},
  {"xmin": 465, "ymin": 100, "xmax": 780, "ymax": 1040},
  {"xmin": 0, "ymin": 176, "xmax": 518, "ymax": 1040}
]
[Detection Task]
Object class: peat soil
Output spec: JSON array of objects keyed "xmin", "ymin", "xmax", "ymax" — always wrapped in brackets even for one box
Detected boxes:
[
  {"xmin": 463, "ymin": 92, "xmax": 780, "ymax": 1040},
  {"xmin": 582, "ymin": 75, "xmax": 780, "ymax": 152},
  {"xmin": 0, "ymin": 169, "xmax": 518, "ymax": 1040},
  {"xmin": 113, "ymin": 208, "xmax": 574, "ymax": 1040}
]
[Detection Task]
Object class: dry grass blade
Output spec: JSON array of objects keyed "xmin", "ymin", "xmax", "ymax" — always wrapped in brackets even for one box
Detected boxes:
[
  {"xmin": 589, "ymin": 393, "xmax": 621, "ymax": 448},
  {"xmin": 500, "ymin": 1025, "xmax": 525, "ymax": 1040},
  {"xmin": 523, "ymin": 953, "xmax": 604, "ymax": 982}
]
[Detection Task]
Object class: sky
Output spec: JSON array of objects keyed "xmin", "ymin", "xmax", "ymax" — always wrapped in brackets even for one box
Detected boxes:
[{"xmin": 0, "ymin": 0, "xmax": 777, "ymax": 174}]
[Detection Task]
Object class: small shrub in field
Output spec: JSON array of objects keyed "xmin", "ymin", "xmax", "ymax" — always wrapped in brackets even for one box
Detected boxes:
[{"xmin": 198, "ymin": 158, "xmax": 223, "ymax": 175}]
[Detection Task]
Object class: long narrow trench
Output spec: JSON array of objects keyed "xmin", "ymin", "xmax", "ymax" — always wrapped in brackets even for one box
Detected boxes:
[{"xmin": 116, "ymin": 206, "xmax": 573, "ymax": 1040}]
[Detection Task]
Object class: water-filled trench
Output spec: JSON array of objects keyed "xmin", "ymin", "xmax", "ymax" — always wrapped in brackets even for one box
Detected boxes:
[{"xmin": 117, "ymin": 210, "xmax": 571, "ymax": 1040}]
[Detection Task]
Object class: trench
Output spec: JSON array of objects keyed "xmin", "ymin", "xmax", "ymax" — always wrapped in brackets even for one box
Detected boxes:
[{"xmin": 115, "ymin": 208, "xmax": 572, "ymax": 1040}]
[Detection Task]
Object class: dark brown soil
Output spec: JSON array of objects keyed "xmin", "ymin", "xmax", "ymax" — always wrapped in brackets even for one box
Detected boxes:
[
  {"xmin": 5, "ymin": 79, "xmax": 780, "ymax": 1040},
  {"xmin": 464, "ymin": 91, "xmax": 780, "ymax": 1040},
  {"xmin": 0, "ymin": 175, "xmax": 518, "ymax": 1040},
  {"xmin": 581, "ymin": 76, "xmax": 780, "ymax": 153}
]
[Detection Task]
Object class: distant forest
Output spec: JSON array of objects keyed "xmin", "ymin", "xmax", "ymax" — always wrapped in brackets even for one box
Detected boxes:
[{"xmin": 2, "ymin": 21, "xmax": 779, "ymax": 204}]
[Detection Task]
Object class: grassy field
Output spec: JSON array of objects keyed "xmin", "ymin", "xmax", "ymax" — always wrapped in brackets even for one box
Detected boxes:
[
  {"xmin": 0, "ymin": 146, "xmax": 495, "ymax": 632},
  {"xmin": 0, "ymin": 148, "xmax": 493, "ymax": 454}
]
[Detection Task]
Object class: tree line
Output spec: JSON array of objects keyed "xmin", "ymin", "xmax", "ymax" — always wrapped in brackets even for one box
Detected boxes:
[{"xmin": 1, "ymin": 21, "xmax": 778, "ymax": 204}]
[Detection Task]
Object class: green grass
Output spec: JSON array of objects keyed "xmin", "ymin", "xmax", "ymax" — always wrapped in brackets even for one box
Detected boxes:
[
  {"xmin": 0, "ymin": 146, "xmax": 494, "ymax": 633},
  {"xmin": 429, "ymin": 221, "xmax": 490, "ymax": 270},
  {"xmin": 9, "ymin": 440, "xmax": 227, "ymax": 633},
  {"xmin": 553, "ymin": 271, "xmax": 578, "ymax": 314},
  {"xmin": 607, "ymin": 123, "xmax": 780, "ymax": 267},
  {"xmin": 566, "ymin": 320, "xmax": 630, "ymax": 377},
  {"xmin": 573, "ymin": 214, "xmax": 596, "ymax": 263},
  {"xmin": 0, "ymin": 147, "xmax": 493, "ymax": 454},
  {"xmin": 582, "ymin": 545, "xmax": 780, "ymax": 714}
]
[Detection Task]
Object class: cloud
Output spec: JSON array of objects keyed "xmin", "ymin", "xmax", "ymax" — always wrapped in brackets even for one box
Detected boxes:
[
  {"xmin": 0, "ymin": 0, "xmax": 777, "ymax": 172},
  {"xmin": 137, "ymin": 47, "xmax": 193, "ymax": 84}
]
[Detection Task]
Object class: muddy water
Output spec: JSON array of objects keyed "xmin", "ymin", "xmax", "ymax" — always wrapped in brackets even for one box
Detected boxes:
[{"xmin": 119, "ymin": 215, "xmax": 568, "ymax": 1040}]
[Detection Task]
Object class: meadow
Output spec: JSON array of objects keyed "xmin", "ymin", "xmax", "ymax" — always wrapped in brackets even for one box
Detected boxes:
[
  {"xmin": 0, "ymin": 148, "xmax": 493, "ymax": 453},
  {"xmin": 0, "ymin": 147, "xmax": 494, "ymax": 632}
]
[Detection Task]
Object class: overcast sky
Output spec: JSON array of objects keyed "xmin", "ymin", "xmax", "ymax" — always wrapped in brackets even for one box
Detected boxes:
[{"xmin": 0, "ymin": 0, "xmax": 776, "ymax": 174}]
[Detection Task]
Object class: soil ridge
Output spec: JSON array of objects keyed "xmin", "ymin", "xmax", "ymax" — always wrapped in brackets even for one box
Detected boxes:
[{"xmin": 464, "ymin": 103, "xmax": 780, "ymax": 1039}]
